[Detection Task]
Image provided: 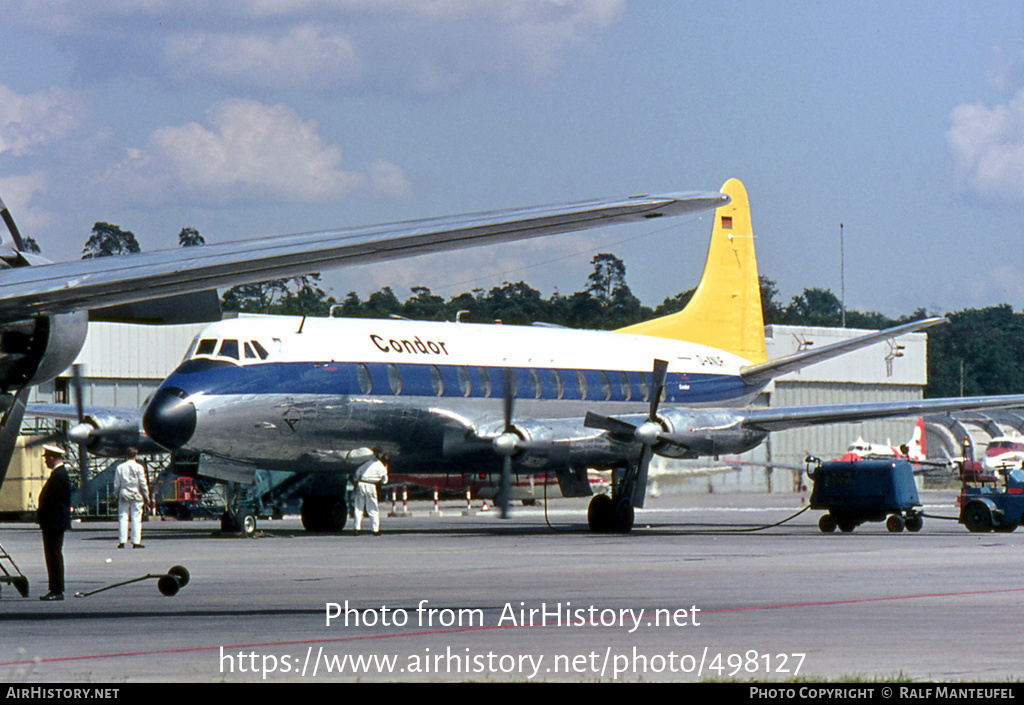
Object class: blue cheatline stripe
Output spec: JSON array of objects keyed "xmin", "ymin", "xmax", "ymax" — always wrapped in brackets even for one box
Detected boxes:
[{"xmin": 161, "ymin": 359, "xmax": 754, "ymax": 405}]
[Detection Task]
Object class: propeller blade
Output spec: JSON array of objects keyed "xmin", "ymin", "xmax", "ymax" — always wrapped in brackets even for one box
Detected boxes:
[
  {"xmin": 499, "ymin": 455, "xmax": 512, "ymax": 519},
  {"xmin": 631, "ymin": 444, "xmax": 653, "ymax": 508},
  {"xmin": 584, "ymin": 411, "xmax": 638, "ymax": 436},
  {"xmin": 25, "ymin": 432, "xmax": 64, "ymax": 449},
  {"xmin": 649, "ymin": 359, "xmax": 668, "ymax": 421},
  {"xmin": 502, "ymin": 368, "xmax": 516, "ymax": 433},
  {"xmin": 71, "ymin": 364, "xmax": 85, "ymax": 423},
  {"xmin": 68, "ymin": 364, "xmax": 90, "ymax": 510}
]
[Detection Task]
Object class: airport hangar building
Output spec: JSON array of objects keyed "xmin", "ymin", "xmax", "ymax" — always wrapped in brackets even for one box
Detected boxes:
[{"xmin": 22, "ymin": 317, "xmax": 1013, "ymax": 497}]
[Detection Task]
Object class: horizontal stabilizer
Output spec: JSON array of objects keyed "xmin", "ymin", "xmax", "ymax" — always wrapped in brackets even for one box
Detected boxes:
[{"xmin": 740, "ymin": 317, "xmax": 946, "ymax": 386}]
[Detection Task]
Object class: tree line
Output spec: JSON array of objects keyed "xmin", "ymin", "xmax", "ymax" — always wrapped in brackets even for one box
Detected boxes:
[{"xmin": 75, "ymin": 221, "xmax": 1024, "ymax": 399}]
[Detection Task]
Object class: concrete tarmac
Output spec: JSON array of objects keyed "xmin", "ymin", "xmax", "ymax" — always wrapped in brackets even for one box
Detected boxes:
[{"xmin": 1, "ymin": 490, "xmax": 1022, "ymax": 683}]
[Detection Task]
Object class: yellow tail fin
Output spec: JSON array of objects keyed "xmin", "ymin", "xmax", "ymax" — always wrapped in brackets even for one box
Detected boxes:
[{"xmin": 618, "ymin": 178, "xmax": 766, "ymax": 363}]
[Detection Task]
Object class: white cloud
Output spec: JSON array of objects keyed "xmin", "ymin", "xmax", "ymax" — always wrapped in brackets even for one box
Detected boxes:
[
  {"xmin": 947, "ymin": 89, "xmax": 1024, "ymax": 203},
  {"xmin": 0, "ymin": 85, "xmax": 84, "ymax": 157},
  {"xmin": 163, "ymin": 25, "xmax": 363, "ymax": 88},
  {"xmin": 0, "ymin": 172, "xmax": 57, "ymax": 235},
  {"xmin": 101, "ymin": 99, "xmax": 409, "ymax": 206},
  {"xmin": 10, "ymin": 1, "xmax": 626, "ymax": 94}
]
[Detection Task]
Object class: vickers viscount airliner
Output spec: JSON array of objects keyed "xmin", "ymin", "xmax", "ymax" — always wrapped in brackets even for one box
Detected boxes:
[{"xmin": 128, "ymin": 180, "xmax": 1024, "ymax": 533}]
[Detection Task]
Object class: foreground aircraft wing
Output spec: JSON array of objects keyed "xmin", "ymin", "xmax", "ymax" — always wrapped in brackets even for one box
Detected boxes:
[
  {"xmin": 739, "ymin": 394, "xmax": 1024, "ymax": 433},
  {"xmin": 0, "ymin": 191, "xmax": 726, "ymax": 323}
]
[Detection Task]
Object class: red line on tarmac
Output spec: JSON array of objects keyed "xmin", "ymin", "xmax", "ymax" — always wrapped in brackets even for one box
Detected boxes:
[
  {"xmin": 702, "ymin": 586, "xmax": 1024, "ymax": 614},
  {"xmin": 5, "ymin": 586, "xmax": 1024, "ymax": 668}
]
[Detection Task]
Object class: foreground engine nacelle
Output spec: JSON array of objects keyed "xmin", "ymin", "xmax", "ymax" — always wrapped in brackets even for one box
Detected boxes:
[
  {"xmin": 0, "ymin": 311, "xmax": 88, "ymax": 392},
  {"xmin": 654, "ymin": 408, "xmax": 768, "ymax": 458}
]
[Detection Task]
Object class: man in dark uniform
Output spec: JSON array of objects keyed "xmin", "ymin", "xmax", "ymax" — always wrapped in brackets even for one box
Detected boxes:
[{"xmin": 37, "ymin": 445, "xmax": 71, "ymax": 601}]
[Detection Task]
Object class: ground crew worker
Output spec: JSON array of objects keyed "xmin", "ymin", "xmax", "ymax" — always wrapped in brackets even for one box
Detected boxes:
[
  {"xmin": 114, "ymin": 448, "xmax": 149, "ymax": 548},
  {"xmin": 37, "ymin": 445, "xmax": 71, "ymax": 601},
  {"xmin": 353, "ymin": 448, "xmax": 389, "ymax": 536}
]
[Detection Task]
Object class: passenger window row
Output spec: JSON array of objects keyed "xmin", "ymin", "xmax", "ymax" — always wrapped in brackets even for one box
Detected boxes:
[{"xmin": 356, "ymin": 363, "xmax": 661, "ymax": 402}]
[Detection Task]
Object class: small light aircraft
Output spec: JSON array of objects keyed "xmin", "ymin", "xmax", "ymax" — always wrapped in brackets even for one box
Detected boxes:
[
  {"xmin": 839, "ymin": 418, "xmax": 927, "ymax": 462},
  {"xmin": 123, "ymin": 179, "xmax": 1024, "ymax": 533},
  {"xmin": 983, "ymin": 435, "xmax": 1024, "ymax": 472}
]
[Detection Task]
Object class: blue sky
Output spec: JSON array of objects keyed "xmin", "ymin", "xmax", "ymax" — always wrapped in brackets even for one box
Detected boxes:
[{"xmin": 3, "ymin": 1, "xmax": 1024, "ymax": 318}]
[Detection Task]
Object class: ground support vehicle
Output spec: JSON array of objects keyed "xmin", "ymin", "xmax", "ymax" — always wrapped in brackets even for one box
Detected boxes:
[
  {"xmin": 958, "ymin": 464, "xmax": 1024, "ymax": 533},
  {"xmin": 808, "ymin": 459, "xmax": 923, "ymax": 533}
]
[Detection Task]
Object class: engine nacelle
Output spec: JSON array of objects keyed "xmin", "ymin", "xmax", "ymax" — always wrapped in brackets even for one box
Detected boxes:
[
  {"xmin": 72, "ymin": 410, "xmax": 165, "ymax": 457},
  {"xmin": 656, "ymin": 408, "xmax": 768, "ymax": 458},
  {"xmin": 0, "ymin": 311, "xmax": 88, "ymax": 392},
  {"xmin": 26, "ymin": 312, "xmax": 89, "ymax": 387}
]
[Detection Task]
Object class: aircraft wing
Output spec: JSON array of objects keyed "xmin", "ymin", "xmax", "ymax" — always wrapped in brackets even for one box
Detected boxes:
[
  {"xmin": 0, "ymin": 190, "xmax": 726, "ymax": 323},
  {"xmin": 739, "ymin": 394, "xmax": 1024, "ymax": 433}
]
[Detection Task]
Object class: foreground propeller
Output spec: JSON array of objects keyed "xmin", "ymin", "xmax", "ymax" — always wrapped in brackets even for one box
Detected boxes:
[{"xmin": 584, "ymin": 358, "xmax": 670, "ymax": 508}]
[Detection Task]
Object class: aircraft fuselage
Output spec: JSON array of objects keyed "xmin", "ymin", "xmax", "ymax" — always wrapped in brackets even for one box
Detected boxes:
[{"xmin": 142, "ymin": 315, "xmax": 769, "ymax": 477}]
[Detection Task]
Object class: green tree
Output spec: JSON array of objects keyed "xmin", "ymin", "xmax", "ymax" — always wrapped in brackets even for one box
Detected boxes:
[
  {"xmin": 402, "ymin": 287, "xmax": 448, "ymax": 321},
  {"xmin": 22, "ymin": 236, "xmax": 41, "ymax": 254},
  {"xmin": 220, "ymin": 279, "xmax": 291, "ymax": 313},
  {"xmin": 586, "ymin": 253, "xmax": 628, "ymax": 307},
  {"xmin": 364, "ymin": 287, "xmax": 403, "ymax": 318},
  {"xmin": 178, "ymin": 227, "xmax": 205, "ymax": 247},
  {"xmin": 276, "ymin": 274, "xmax": 336, "ymax": 316},
  {"xmin": 83, "ymin": 222, "xmax": 141, "ymax": 258},
  {"xmin": 784, "ymin": 287, "xmax": 843, "ymax": 327},
  {"xmin": 481, "ymin": 281, "xmax": 548, "ymax": 325},
  {"xmin": 926, "ymin": 305, "xmax": 1024, "ymax": 397}
]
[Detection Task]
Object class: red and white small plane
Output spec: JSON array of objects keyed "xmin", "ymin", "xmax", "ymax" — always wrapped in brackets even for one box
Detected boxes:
[{"xmin": 838, "ymin": 417, "xmax": 927, "ymax": 462}]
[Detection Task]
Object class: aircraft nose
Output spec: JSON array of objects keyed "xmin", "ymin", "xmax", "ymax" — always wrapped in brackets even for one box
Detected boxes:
[{"xmin": 143, "ymin": 386, "xmax": 197, "ymax": 450}]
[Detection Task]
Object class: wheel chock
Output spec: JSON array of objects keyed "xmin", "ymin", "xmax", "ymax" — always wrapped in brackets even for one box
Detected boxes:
[{"xmin": 74, "ymin": 565, "xmax": 190, "ymax": 598}]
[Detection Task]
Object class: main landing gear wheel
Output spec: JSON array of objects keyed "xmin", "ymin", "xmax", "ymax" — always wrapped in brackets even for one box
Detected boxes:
[
  {"xmin": 220, "ymin": 511, "xmax": 257, "ymax": 536},
  {"xmin": 301, "ymin": 496, "xmax": 348, "ymax": 532},
  {"xmin": 587, "ymin": 494, "xmax": 612, "ymax": 533},
  {"xmin": 818, "ymin": 514, "xmax": 837, "ymax": 533},
  {"xmin": 587, "ymin": 495, "xmax": 634, "ymax": 534}
]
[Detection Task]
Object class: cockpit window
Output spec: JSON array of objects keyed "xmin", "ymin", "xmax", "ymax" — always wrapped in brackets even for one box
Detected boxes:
[
  {"xmin": 251, "ymin": 341, "xmax": 270, "ymax": 360},
  {"xmin": 196, "ymin": 339, "xmax": 217, "ymax": 356},
  {"xmin": 219, "ymin": 339, "xmax": 239, "ymax": 360},
  {"xmin": 244, "ymin": 342, "xmax": 256, "ymax": 359}
]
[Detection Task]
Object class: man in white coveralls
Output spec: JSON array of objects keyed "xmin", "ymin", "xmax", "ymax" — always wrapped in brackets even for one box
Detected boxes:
[
  {"xmin": 353, "ymin": 448, "xmax": 389, "ymax": 536},
  {"xmin": 114, "ymin": 448, "xmax": 149, "ymax": 548}
]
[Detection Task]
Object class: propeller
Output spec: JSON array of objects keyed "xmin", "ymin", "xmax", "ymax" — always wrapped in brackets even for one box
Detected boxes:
[{"xmin": 584, "ymin": 358, "xmax": 670, "ymax": 508}]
